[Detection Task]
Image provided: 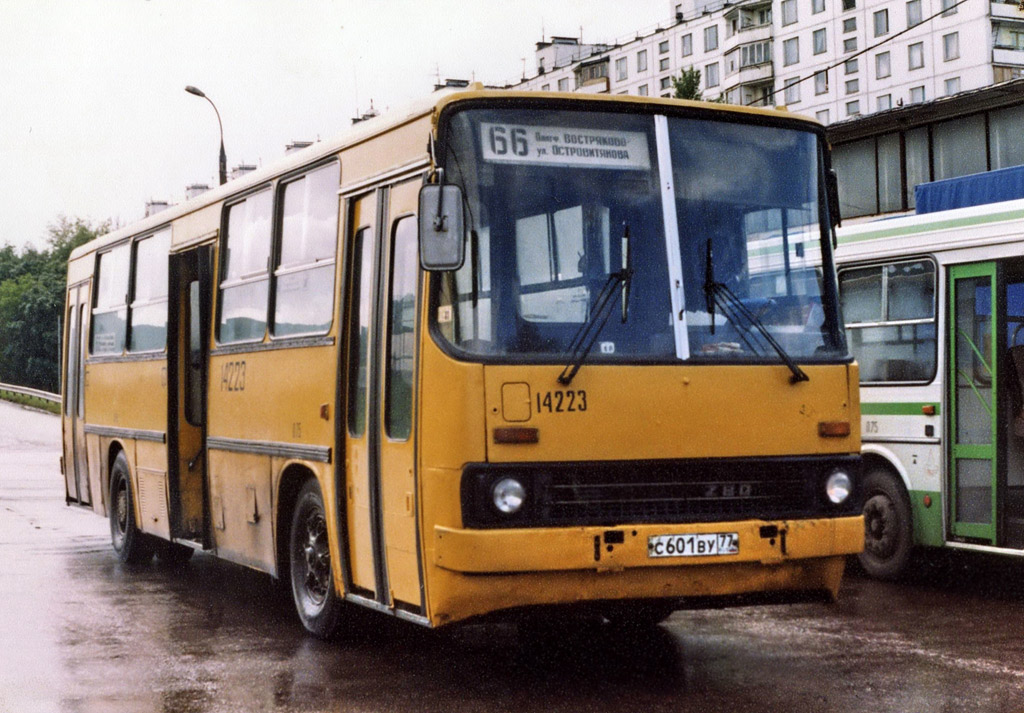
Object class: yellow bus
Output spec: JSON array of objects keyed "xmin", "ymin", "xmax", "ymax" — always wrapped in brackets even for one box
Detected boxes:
[{"xmin": 61, "ymin": 87, "xmax": 863, "ymax": 635}]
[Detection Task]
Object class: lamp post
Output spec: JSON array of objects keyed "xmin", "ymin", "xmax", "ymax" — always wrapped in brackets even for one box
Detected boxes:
[{"xmin": 185, "ymin": 85, "xmax": 227, "ymax": 186}]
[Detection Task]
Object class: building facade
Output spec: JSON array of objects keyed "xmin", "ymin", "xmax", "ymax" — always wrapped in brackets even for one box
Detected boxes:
[{"xmin": 512, "ymin": 0, "xmax": 1024, "ymax": 126}]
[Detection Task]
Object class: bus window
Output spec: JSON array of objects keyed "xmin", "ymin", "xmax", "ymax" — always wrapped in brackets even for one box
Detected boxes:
[
  {"xmin": 347, "ymin": 226, "xmax": 373, "ymax": 437},
  {"xmin": 274, "ymin": 162, "xmax": 339, "ymax": 337},
  {"xmin": 218, "ymin": 189, "xmax": 272, "ymax": 343},
  {"xmin": 839, "ymin": 259, "xmax": 936, "ymax": 383},
  {"xmin": 386, "ymin": 217, "xmax": 418, "ymax": 440},
  {"xmin": 129, "ymin": 230, "xmax": 170, "ymax": 352},
  {"xmin": 91, "ymin": 244, "xmax": 130, "ymax": 354}
]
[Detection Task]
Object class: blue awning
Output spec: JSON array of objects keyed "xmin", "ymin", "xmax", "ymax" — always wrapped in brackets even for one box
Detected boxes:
[{"xmin": 915, "ymin": 164, "xmax": 1024, "ymax": 214}]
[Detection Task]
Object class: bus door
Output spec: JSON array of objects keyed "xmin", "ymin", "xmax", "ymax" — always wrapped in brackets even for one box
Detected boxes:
[
  {"xmin": 342, "ymin": 180, "xmax": 423, "ymax": 611},
  {"xmin": 949, "ymin": 263, "xmax": 998, "ymax": 543},
  {"xmin": 62, "ymin": 283, "xmax": 91, "ymax": 505},
  {"xmin": 167, "ymin": 245, "xmax": 213, "ymax": 545}
]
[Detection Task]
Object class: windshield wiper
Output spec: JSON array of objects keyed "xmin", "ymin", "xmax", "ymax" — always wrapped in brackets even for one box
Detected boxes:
[
  {"xmin": 557, "ymin": 224, "xmax": 633, "ymax": 386},
  {"xmin": 703, "ymin": 239, "xmax": 809, "ymax": 384}
]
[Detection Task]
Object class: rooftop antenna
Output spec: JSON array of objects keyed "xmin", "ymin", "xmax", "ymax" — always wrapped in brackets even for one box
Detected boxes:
[
  {"xmin": 541, "ymin": 18, "xmax": 545, "ymax": 43},
  {"xmin": 521, "ymin": 57, "xmax": 526, "ymax": 79}
]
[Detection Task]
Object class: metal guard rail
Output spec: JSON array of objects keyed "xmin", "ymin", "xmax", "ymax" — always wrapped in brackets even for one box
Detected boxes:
[{"xmin": 0, "ymin": 382, "xmax": 61, "ymax": 404}]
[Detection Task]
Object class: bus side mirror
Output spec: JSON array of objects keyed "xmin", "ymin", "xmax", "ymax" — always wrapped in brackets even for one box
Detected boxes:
[
  {"xmin": 419, "ymin": 184, "xmax": 466, "ymax": 271},
  {"xmin": 827, "ymin": 168, "xmax": 842, "ymax": 229}
]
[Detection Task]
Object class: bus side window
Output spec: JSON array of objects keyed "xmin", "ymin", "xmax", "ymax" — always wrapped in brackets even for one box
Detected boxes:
[
  {"xmin": 92, "ymin": 244, "xmax": 131, "ymax": 355},
  {"xmin": 273, "ymin": 162, "xmax": 339, "ymax": 337},
  {"xmin": 218, "ymin": 189, "xmax": 272, "ymax": 344}
]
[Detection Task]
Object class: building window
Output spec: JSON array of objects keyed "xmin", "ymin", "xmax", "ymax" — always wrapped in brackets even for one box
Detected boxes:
[
  {"xmin": 541, "ymin": 84, "xmax": 550, "ymax": 91},
  {"xmin": 944, "ymin": 77, "xmax": 961, "ymax": 95},
  {"xmin": 637, "ymin": 49, "xmax": 648, "ymax": 73},
  {"xmin": 906, "ymin": 0, "xmax": 922, "ymax": 28},
  {"xmin": 995, "ymin": 24, "xmax": 1024, "ymax": 50},
  {"xmin": 843, "ymin": 18, "xmax": 857, "ymax": 33},
  {"xmin": 846, "ymin": 100, "xmax": 861, "ymax": 116},
  {"xmin": 637, "ymin": 84, "xmax": 649, "ymax": 96},
  {"xmin": 839, "ymin": 260, "xmax": 937, "ymax": 384},
  {"xmin": 783, "ymin": 37, "xmax": 800, "ymax": 66},
  {"xmin": 813, "ymin": 0, "xmax": 825, "ymax": 13},
  {"xmin": 815, "ymin": 70, "xmax": 828, "ymax": 94},
  {"xmin": 557, "ymin": 77, "xmax": 569, "ymax": 91},
  {"xmin": 615, "ymin": 57, "xmax": 628, "ymax": 81},
  {"xmin": 784, "ymin": 77, "xmax": 801, "ymax": 104},
  {"xmin": 740, "ymin": 40, "xmax": 771, "ymax": 67},
  {"xmin": 705, "ymin": 25, "xmax": 719, "ymax": 52},
  {"xmin": 877, "ymin": 94, "xmax": 892, "ymax": 111},
  {"xmin": 845, "ymin": 58, "xmax": 859, "ymax": 75},
  {"xmin": 659, "ymin": 40, "xmax": 670, "ymax": 54},
  {"xmin": 660, "ymin": 76, "xmax": 672, "ymax": 91},
  {"xmin": 943, "ymin": 32, "xmax": 959, "ymax": 61},
  {"xmin": 659, "ymin": 57, "xmax": 670, "ymax": 72},
  {"xmin": 704, "ymin": 62, "xmax": 720, "ymax": 88},
  {"xmin": 909, "ymin": 42, "xmax": 924, "ymax": 70},
  {"xmin": 781, "ymin": 0, "xmax": 797, "ymax": 25},
  {"xmin": 873, "ymin": 9, "xmax": 889, "ymax": 36},
  {"xmin": 681, "ymin": 33, "xmax": 693, "ymax": 56},
  {"xmin": 994, "ymin": 65, "xmax": 1024, "ymax": 82},
  {"xmin": 844, "ymin": 37, "xmax": 858, "ymax": 53},
  {"xmin": 910, "ymin": 85, "xmax": 926, "ymax": 103},
  {"xmin": 941, "ymin": 0, "xmax": 958, "ymax": 16},
  {"xmin": 813, "ymin": 28, "xmax": 827, "ymax": 55},
  {"xmin": 846, "ymin": 79, "xmax": 860, "ymax": 94},
  {"xmin": 876, "ymin": 51, "xmax": 891, "ymax": 79},
  {"xmin": 842, "ymin": 0, "xmax": 856, "ymax": 10},
  {"xmin": 816, "ymin": 109, "xmax": 830, "ymax": 124},
  {"xmin": 218, "ymin": 189, "xmax": 273, "ymax": 344}
]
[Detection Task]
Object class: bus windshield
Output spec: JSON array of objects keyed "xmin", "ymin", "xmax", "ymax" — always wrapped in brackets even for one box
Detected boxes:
[{"xmin": 435, "ymin": 106, "xmax": 846, "ymax": 364}]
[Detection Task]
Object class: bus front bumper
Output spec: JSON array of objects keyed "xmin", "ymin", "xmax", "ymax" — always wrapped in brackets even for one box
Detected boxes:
[{"xmin": 433, "ymin": 515, "xmax": 864, "ymax": 574}]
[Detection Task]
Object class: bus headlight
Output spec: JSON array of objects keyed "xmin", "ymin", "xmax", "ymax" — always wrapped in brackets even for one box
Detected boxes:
[
  {"xmin": 492, "ymin": 478, "xmax": 526, "ymax": 515},
  {"xmin": 826, "ymin": 471, "xmax": 853, "ymax": 505}
]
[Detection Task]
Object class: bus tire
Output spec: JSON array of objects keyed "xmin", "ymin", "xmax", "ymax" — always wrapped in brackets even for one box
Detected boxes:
[
  {"xmin": 288, "ymin": 478, "xmax": 343, "ymax": 638},
  {"xmin": 108, "ymin": 451, "xmax": 154, "ymax": 565},
  {"xmin": 859, "ymin": 468, "xmax": 913, "ymax": 580}
]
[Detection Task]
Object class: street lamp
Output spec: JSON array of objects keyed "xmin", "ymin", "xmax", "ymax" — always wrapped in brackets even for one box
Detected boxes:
[{"xmin": 185, "ymin": 85, "xmax": 227, "ymax": 186}]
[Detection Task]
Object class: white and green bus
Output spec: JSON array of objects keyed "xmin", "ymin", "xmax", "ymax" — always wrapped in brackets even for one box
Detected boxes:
[{"xmin": 837, "ymin": 196, "xmax": 1024, "ymax": 578}]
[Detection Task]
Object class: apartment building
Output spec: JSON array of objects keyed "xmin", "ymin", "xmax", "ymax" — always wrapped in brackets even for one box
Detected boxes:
[{"xmin": 512, "ymin": 0, "xmax": 1024, "ymax": 125}]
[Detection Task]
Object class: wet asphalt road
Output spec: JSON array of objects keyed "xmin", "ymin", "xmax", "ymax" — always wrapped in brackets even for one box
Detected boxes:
[{"xmin": 3, "ymin": 399, "xmax": 1024, "ymax": 713}]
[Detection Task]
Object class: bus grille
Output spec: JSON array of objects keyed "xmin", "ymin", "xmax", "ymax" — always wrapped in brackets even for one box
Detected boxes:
[{"xmin": 461, "ymin": 456, "xmax": 860, "ymax": 528}]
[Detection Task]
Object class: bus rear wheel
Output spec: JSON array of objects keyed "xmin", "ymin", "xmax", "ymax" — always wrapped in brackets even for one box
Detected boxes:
[
  {"xmin": 108, "ymin": 452, "xmax": 154, "ymax": 565},
  {"xmin": 858, "ymin": 468, "xmax": 913, "ymax": 580},
  {"xmin": 288, "ymin": 478, "xmax": 343, "ymax": 638}
]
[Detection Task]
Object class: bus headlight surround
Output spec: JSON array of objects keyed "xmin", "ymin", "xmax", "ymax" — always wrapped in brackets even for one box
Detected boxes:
[
  {"xmin": 492, "ymin": 477, "xmax": 526, "ymax": 515},
  {"xmin": 826, "ymin": 470, "xmax": 853, "ymax": 505}
]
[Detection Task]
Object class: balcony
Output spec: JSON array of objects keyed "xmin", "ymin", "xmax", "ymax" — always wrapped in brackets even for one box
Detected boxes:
[
  {"xmin": 994, "ymin": 47, "xmax": 1024, "ymax": 65},
  {"xmin": 991, "ymin": 1, "xmax": 1024, "ymax": 20}
]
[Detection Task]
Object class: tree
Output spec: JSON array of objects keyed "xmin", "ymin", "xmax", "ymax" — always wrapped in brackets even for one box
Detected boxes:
[
  {"xmin": 672, "ymin": 67, "xmax": 703, "ymax": 101},
  {"xmin": 0, "ymin": 216, "xmax": 107, "ymax": 392}
]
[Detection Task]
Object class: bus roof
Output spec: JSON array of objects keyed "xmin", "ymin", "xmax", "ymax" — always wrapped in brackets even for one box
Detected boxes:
[
  {"xmin": 70, "ymin": 86, "xmax": 822, "ymax": 263},
  {"xmin": 836, "ymin": 196, "xmax": 1024, "ymax": 260}
]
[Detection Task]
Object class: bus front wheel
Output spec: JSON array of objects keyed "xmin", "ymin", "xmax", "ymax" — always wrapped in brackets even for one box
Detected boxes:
[
  {"xmin": 859, "ymin": 468, "xmax": 913, "ymax": 580},
  {"xmin": 288, "ymin": 478, "xmax": 343, "ymax": 638},
  {"xmin": 108, "ymin": 451, "xmax": 154, "ymax": 565}
]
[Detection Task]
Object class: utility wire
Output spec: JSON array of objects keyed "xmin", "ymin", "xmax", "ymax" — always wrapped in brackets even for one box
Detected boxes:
[{"xmin": 749, "ymin": 0, "xmax": 974, "ymax": 106}]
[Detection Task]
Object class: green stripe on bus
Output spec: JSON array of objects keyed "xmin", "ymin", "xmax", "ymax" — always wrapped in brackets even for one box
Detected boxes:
[
  {"xmin": 838, "ymin": 206, "xmax": 1024, "ymax": 245},
  {"xmin": 860, "ymin": 402, "xmax": 940, "ymax": 416}
]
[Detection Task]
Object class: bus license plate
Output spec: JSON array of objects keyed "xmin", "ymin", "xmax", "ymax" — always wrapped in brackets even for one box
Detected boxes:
[{"xmin": 648, "ymin": 532, "xmax": 739, "ymax": 558}]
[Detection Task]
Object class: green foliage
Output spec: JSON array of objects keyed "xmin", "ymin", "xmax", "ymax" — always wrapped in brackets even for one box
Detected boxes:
[
  {"xmin": 672, "ymin": 67, "xmax": 703, "ymax": 101},
  {"xmin": 0, "ymin": 217, "xmax": 107, "ymax": 393}
]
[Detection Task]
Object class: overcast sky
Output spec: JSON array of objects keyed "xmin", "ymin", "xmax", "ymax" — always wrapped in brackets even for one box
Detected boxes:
[{"xmin": 1, "ymin": 0, "xmax": 668, "ymax": 250}]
